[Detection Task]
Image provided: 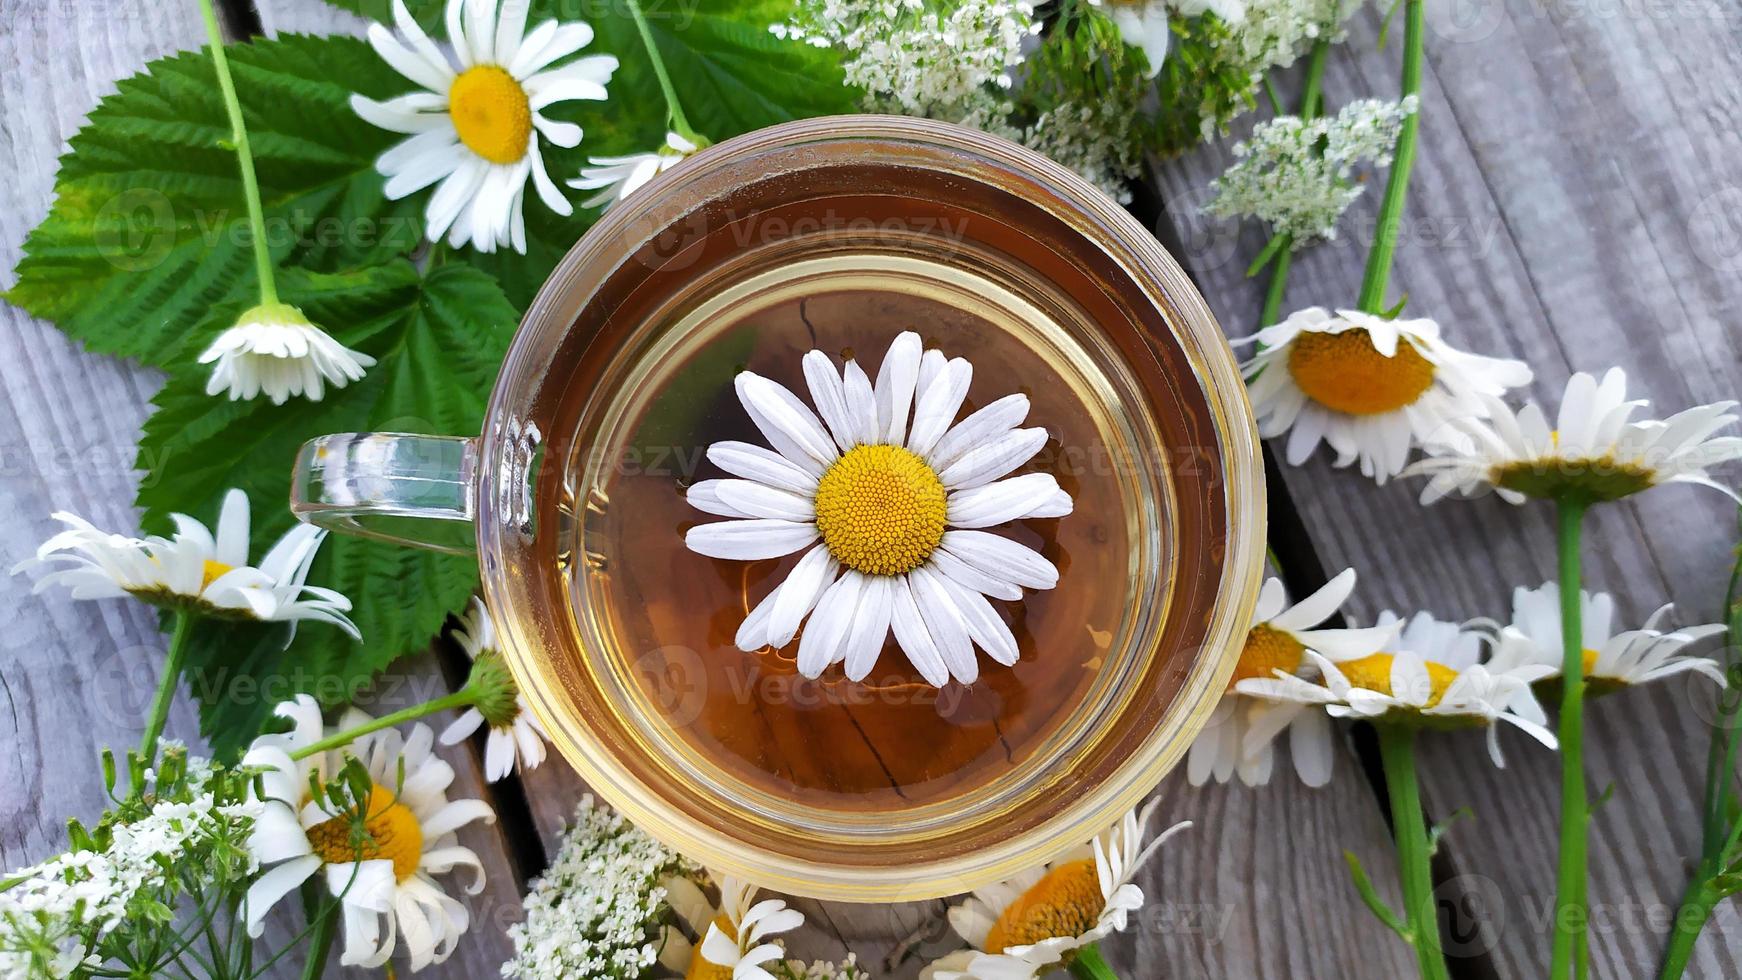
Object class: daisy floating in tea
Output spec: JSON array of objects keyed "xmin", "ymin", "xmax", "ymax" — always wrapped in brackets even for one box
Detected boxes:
[{"xmin": 684, "ymin": 330, "xmax": 1072, "ymax": 687}]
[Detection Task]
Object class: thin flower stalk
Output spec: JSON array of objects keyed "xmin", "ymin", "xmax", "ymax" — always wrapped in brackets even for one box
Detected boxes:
[
  {"xmin": 1378, "ymin": 726, "xmax": 1452, "ymax": 980},
  {"xmin": 1355, "ymin": 0, "xmax": 1422, "ymax": 314},
  {"xmin": 138, "ymin": 611, "xmax": 195, "ymax": 769},
  {"xmin": 626, "ymin": 0, "xmax": 703, "ymax": 144},
  {"xmin": 198, "ymin": 0, "xmax": 277, "ymax": 307},
  {"xmin": 1550, "ymin": 498, "xmax": 1590, "ymax": 979}
]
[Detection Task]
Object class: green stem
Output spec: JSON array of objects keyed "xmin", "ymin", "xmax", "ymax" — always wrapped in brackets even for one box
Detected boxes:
[
  {"xmin": 197, "ymin": 0, "xmax": 278, "ymax": 305},
  {"xmin": 1253, "ymin": 40, "xmax": 1330, "ymax": 329},
  {"xmin": 1068, "ymin": 944, "xmax": 1119, "ymax": 980},
  {"xmin": 1356, "ymin": 0, "xmax": 1424, "ymax": 314},
  {"xmin": 289, "ymin": 689, "xmax": 474, "ymax": 761},
  {"xmin": 1550, "ymin": 498, "xmax": 1590, "ymax": 979},
  {"xmin": 298, "ymin": 885, "xmax": 336, "ymax": 980},
  {"xmin": 1378, "ymin": 726, "xmax": 1452, "ymax": 980},
  {"xmin": 624, "ymin": 0, "xmax": 701, "ymax": 143},
  {"xmin": 139, "ymin": 612, "xmax": 194, "ymax": 768},
  {"xmin": 1660, "ymin": 875, "xmax": 1722, "ymax": 980}
]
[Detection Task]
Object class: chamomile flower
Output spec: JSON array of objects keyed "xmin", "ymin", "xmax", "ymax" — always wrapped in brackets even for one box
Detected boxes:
[
  {"xmin": 200, "ymin": 303, "xmax": 375, "ymax": 405},
  {"xmin": 438, "ymin": 596, "xmax": 548, "ymax": 780},
  {"xmin": 926, "ymin": 801, "xmax": 1190, "ymax": 979},
  {"xmin": 684, "ymin": 331, "xmax": 1072, "ymax": 688},
  {"xmin": 351, "ymin": 0, "xmax": 619, "ymax": 254},
  {"xmin": 1404, "ymin": 367, "xmax": 1742, "ymax": 504},
  {"xmin": 658, "ymin": 874, "xmax": 805, "ymax": 980},
  {"xmin": 14, "ymin": 489, "xmax": 358, "ymax": 637},
  {"xmin": 1238, "ymin": 610, "xmax": 1559, "ymax": 767},
  {"xmin": 1237, "ymin": 307, "xmax": 1533, "ymax": 481},
  {"xmin": 242, "ymin": 698, "xmax": 496, "ymax": 973},
  {"xmin": 1488, "ymin": 583, "xmax": 1728, "ymax": 694},
  {"xmin": 1091, "ymin": 0, "xmax": 1248, "ymax": 76},
  {"xmin": 1188, "ymin": 569, "xmax": 1397, "ymax": 787},
  {"xmin": 568, "ymin": 131, "xmax": 702, "ymax": 210}
]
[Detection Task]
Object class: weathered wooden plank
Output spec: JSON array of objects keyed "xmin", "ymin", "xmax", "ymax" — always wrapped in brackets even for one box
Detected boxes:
[
  {"xmin": 0, "ymin": 2, "xmax": 523, "ymax": 976},
  {"xmin": 1150, "ymin": 2, "xmax": 1742, "ymax": 976}
]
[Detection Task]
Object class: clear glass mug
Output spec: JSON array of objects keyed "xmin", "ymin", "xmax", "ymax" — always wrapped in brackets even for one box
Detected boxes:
[{"xmin": 290, "ymin": 116, "xmax": 1264, "ymax": 902}]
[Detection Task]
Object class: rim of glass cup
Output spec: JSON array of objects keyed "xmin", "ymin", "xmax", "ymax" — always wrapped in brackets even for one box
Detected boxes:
[{"xmin": 475, "ymin": 115, "xmax": 1265, "ymax": 902}]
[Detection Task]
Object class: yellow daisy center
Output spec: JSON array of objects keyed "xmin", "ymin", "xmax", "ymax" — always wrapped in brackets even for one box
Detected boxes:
[
  {"xmin": 306, "ymin": 784, "xmax": 425, "ymax": 882},
  {"xmin": 1337, "ymin": 653, "xmax": 1460, "ymax": 708},
  {"xmin": 984, "ymin": 859, "xmax": 1104, "ymax": 953},
  {"xmin": 448, "ymin": 65, "xmax": 533, "ymax": 165},
  {"xmin": 1286, "ymin": 329, "xmax": 1435, "ymax": 415},
  {"xmin": 813, "ymin": 444, "xmax": 947, "ymax": 576},
  {"xmin": 200, "ymin": 559, "xmax": 235, "ymax": 590},
  {"xmin": 1228, "ymin": 624, "xmax": 1306, "ymax": 688},
  {"xmin": 685, "ymin": 914, "xmax": 737, "ymax": 980}
]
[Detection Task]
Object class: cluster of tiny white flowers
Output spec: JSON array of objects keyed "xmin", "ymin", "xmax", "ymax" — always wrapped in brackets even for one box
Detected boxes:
[
  {"xmin": 0, "ymin": 785, "xmax": 260, "ymax": 978},
  {"xmin": 1205, "ymin": 95, "xmax": 1418, "ymax": 243},
  {"xmin": 776, "ymin": 954, "xmax": 870, "ymax": 979},
  {"xmin": 503, "ymin": 795, "xmax": 698, "ymax": 980},
  {"xmin": 776, "ymin": 0, "xmax": 1039, "ymax": 132},
  {"xmin": 1188, "ymin": 0, "xmax": 1366, "ymax": 139},
  {"xmin": 1024, "ymin": 103, "xmax": 1143, "ymax": 204}
]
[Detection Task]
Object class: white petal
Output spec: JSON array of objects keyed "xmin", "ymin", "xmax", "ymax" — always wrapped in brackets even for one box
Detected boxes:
[
  {"xmin": 937, "ymin": 428, "xmax": 1048, "ymax": 490},
  {"xmin": 874, "ymin": 331, "xmax": 923, "ymax": 444},
  {"xmin": 927, "ymin": 393, "xmax": 1031, "ymax": 471},
  {"xmin": 909, "ymin": 566, "xmax": 978, "ymax": 683},
  {"xmin": 797, "ymin": 572, "xmax": 864, "ymax": 677},
  {"xmin": 889, "ymin": 577, "xmax": 951, "ymax": 687},
  {"xmin": 767, "ymin": 546, "xmax": 838, "ymax": 647},
  {"xmin": 907, "ymin": 358, "xmax": 973, "ymax": 456},
  {"xmin": 707, "ymin": 440, "xmax": 819, "ymax": 494},
  {"xmin": 736, "ymin": 373, "xmax": 837, "ymax": 470},
  {"xmin": 803, "ymin": 350, "xmax": 857, "ymax": 452},
  {"xmin": 940, "ymin": 530, "xmax": 1058, "ymax": 590},
  {"xmin": 713, "ymin": 480, "xmax": 816, "ymax": 522},
  {"xmin": 946, "ymin": 474, "xmax": 1060, "ymax": 528},
  {"xmin": 685, "ymin": 519, "xmax": 816, "ymax": 560},
  {"xmin": 842, "ymin": 576, "xmax": 896, "ymax": 680}
]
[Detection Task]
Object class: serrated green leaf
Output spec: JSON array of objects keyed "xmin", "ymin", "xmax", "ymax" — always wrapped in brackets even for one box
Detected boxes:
[
  {"xmin": 137, "ymin": 261, "xmax": 517, "ymax": 740},
  {"xmin": 6, "ymin": 33, "xmax": 423, "ymax": 366}
]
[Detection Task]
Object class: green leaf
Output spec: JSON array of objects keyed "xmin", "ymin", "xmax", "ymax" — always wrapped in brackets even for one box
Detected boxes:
[
  {"xmin": 137, "ymin": 261, "xmax": 517, "ymax": 742},
  {"xmin": 6, "ymin": 33, "xmax": 423, "ymax": 366}
]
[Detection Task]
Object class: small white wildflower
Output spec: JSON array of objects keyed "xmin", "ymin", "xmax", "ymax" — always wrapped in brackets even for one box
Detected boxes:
[
  {"xmin": 503, "ymin": 795, "xmax": 698, "ymax": 979},
  {"xmin": 1205, "ymin": 96, "xmax": 1417, "ymax": 244},
  {"xmin": 1024, "ymin": 103, "xmax": 1143, "ymax": 204}
]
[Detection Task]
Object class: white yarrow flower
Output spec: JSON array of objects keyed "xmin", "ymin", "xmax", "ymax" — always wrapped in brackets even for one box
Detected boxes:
[
  {"xmin": 1404, "ymin": 367, "xmax": 1742, "ymax": 504},
  {"xmin": 13, "ymin": 488, "xmax": 359, "ymax": 636},
  {"xmin": 684, "ymin": 331, "xmax": 1073, "ymax": 688},
  {"xmin": 926, "ymin": 801, "xmax": 1190, "ymax": 979},
  {"xmin": 351, "ymin": 0, "xmax": 619, "ymax": 254},
  {"xmin": 504, "ymin": 795, "xmax": 698, "ymax": 979},
  {"xmin": 1237, "ymin": 306, "xmax": 1533, "ymax": 481},
  {"xmin": 1488, "ymin": 583, "xmax": 1728, "ymax": 692},
  {"xmin": 1206, "ymin": 97, "xmax": 1417, "ymax": 244},
  {"xmin": 568, "ymin": 131, "xmax": 701, "ymax": 210},
  {"xmin": 200, "ymin": 303, "xmax": 375, "ymax": 405},
  {"xmin": 242, "ymin": 697, "xmax": 496, "ymax": 973},
  {"xmin": 1188, "ymin": 569, "xmax": 1397, "ymax": 787},
  {"xmin": 1238, "ymin": 610, "xmax": 1559, "ymax": 767},
  {"xmin": 438, "ymin": 596, "xmax": 548, "ymax": 780}
]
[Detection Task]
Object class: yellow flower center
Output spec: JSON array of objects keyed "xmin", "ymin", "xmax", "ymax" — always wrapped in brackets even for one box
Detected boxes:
[
  {"xmin": 685, "ymin": 914, "xmax": 737, "ymax": 980},
  {"xmin": 305, "ymin": 784, "xmax": 425, "ymax": 882},
  {"xmin": 984, "ymin": 859, "xmax": 1104, "ymax": 953},
  {"xmin": 1228, "ymin": 624, "xmax": 1306, "ymax": 689},
  {"xmin": 200, "ymin": 559, "xmax": 235, "ymax": 590},
  {"xmin": 1286, "ymin": 329, "xmax": 1435, "ymax": 415},
  {"xmin": 448, "ymin": 65, "xmax": 532, "ymax": 165},
  {"xmin": 813, "ymin": 444, "xmax": 947, "ymax": 576},
  {"xmin": 1337, "ymin": 653, "xmax": 1460, "ymax": 708}
]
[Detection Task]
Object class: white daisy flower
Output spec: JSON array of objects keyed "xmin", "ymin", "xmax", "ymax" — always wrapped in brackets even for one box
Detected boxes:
[
  {"xmin": 657, "ymin": 874, "xmax": 805, "ymax": 980},
  {"xmin": 1188, "ymin": 569, "xmax": 1398, "ymax": 788},
  {"xmin": 351, "ymin": 0, "xmax": 619, "ymax": 254},
  {"xmin": 683, "ymin": 330, "xmax": 1073, "ymax": 688},
  {"xmin": 1404, "ymin": 367, "xmax": 1742, "ymax": 505},
  {"xmin": 567, "ymin": 131, "xmax": 702, "ymax": 210},
  {"xmin": 925, "ymin": 801, "xmax": 1190, "ymax": 979},
  {"xmin": 199, "ymin": 303, "xmax": 375, "ymax": 406},
  {"xmin": 1237, "ymin": 307, "xmax": 1533, "ymax": 482},
  {"xmin": 1089, "ymin": 0, "xmax": 1246, "ymax": 77},
  {"xmin": 242, "ymin": 697, "xmax": 496, "ymax": 973},
  {"xmin": 1238, "ymin": 610, "xmax": 1559, "ymax": 768},
  {"xmin": 438, "ymin": 596, "xmax": 549, "ymax": 780},
  {"xmin": 1488, "ymin": 583, "xmax": 1728, "ymax": 694},
  {"xmin": 13, "ymin": 488, "xmax": 358, "ymax": 636}
]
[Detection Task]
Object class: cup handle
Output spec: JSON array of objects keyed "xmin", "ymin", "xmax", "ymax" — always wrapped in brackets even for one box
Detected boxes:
[{"xmin": 291, "ymin": 433, "xmax": 478, "ymax": 555}]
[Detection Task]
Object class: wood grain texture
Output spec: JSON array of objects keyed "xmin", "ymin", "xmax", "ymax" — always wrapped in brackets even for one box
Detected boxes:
[
  {"xmin": 1149, "ymin": 1, "xmax": 1742, "ymax": 976},
  {"xmin": 0, "ymin": 2, "xmax": 522, "ymax": 976}
]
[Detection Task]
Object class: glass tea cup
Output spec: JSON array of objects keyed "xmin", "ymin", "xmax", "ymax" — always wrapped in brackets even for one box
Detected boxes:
[{"xmin": 291, "ymin": 116, "xmax": 1264, "ymax": 902}]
